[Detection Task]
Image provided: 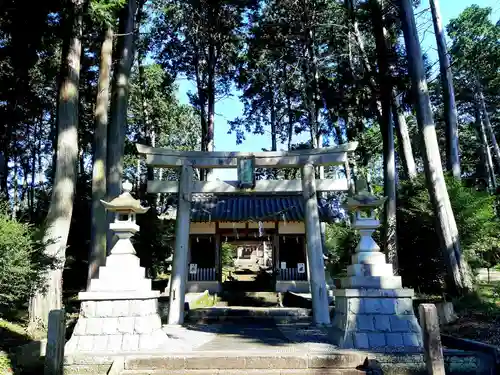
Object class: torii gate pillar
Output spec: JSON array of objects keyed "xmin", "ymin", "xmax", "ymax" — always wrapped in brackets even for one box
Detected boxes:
[
  {"xmin": 302, "ymin": 163, "xmax": 331, "ymax": 325},
  {"xmin": 167, "ymin": 163, "xmax": 193, "ymax": 325}
]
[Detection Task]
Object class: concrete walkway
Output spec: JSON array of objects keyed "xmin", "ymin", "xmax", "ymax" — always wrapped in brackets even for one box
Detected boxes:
[{"xmin": 162, "ymin": 319, "xmax": 339, "ymax": 354}]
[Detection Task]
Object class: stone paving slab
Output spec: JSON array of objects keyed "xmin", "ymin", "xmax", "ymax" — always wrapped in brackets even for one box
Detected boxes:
[
  {"xmin": 194, "ymin": 321, "xmax": 292, "ymax": 351},
  {"xmin": 161, "ymin": 324, "xmax": 218, "ymax": 351}
]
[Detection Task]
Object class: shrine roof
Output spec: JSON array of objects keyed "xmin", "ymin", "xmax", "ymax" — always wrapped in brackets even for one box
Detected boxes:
[{"xmin": 160, "ymin": 194, "xmax": 344, "ymax": 223}]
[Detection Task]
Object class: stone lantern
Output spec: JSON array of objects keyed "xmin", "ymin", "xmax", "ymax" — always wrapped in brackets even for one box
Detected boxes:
[
  {"xmin": 331, "ymin": 180, "xmax": 423, "ymax": 352},
  {"xmin": 66, "ymin": 182, "xmax": 172, "ymax": 354},
  {"xmin": 101, "ymin": 180, "xmax": 149, "ymax": 253},
  {"xmin": 343, "ymin": 190, "xmax": 389, "ymax": 278}
]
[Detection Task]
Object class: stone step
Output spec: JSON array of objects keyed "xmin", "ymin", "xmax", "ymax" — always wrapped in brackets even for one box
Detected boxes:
[
  {"xmin": 351, "ymin": 252, "xmax": 386, "ymax": 265},
  {"xmin": 123, "ymin": 352, "xmax": 370, "ymax": 372},
  {"xmin": 190, "ymin": 307, "xmax": 311, "ymax": 317},
  {"xmin": 121, "ymin": 369, "xmax": 369, "ymax": 374},
  {"xmin": 340, "ymin": 276, "xmax": 402, "ymax": 289},
  {"xmin": 98, "ymin": 266, "xmax": 145, "ymax": 281},
  {"xmin": 89, "ymin": 278, "xmax": 152, "ymax": 292},
  {"xmin": 347, "ymin": 264, "xmax": 393, "ymax": 277},
  {"xmin": 187, "ymin": 307, "xmax": 312, "ymax": 323},
  {"xmin": 106, "ymin": 254, "xmax": 141, "ymax": 268}
]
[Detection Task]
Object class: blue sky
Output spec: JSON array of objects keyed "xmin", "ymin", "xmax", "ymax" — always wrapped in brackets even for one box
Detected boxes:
[{"xmin": 174, "ymin": 0, "xmax": 499, "ymax": 181}]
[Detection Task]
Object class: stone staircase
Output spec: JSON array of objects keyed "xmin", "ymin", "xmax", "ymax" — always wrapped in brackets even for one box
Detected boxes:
[
  {"xmin": 117, "ymin": 351, "xmax": 375, "ymax": 375},
  {"xmin": 187, "ymin": 306, "xmax": 312, "ymax": 324},
  {"xmin": 216, "ymin": 291, "xmax": 281, "ymax": 307}
]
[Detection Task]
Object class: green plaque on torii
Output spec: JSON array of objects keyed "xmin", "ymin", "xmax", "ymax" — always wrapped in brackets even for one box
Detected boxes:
[{"xmin": 237, "ymin": 156, "xmax": 256, "ymax": 189}]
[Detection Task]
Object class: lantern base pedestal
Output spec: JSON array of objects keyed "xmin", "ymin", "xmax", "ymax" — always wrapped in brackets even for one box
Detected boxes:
[
  {"xmin": 331, "ymin": 288, "xmax": 423, "ymax": 352},
  {"xmin": 65, "ymin": 245, "xmax": 182, "ymax": 354}
]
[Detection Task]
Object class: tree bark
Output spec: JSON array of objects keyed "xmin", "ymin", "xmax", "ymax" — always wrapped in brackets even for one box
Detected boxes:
[
  {"xmin": 270, "ymin": 77, "xmax": 277, "ymax": 152},
  {"xmin": 475, "ymin": 101, "xmax": 497, "ymax": 190},
  {"xmin": 106, "ymin": 0, "xmax": 136, "ymax": 251},
  {"xmin": 430, "ymin": 0, "xmax": 460, "ymax": 179},
  {"xmin": 88, "ymin": 26, "xmax": 113, "ymax": 288},
  {"xmin": 29, "ymin": 0, "xmax": 83, "ymax": 329},
  {"xmin": 303, "ymin": 13, "xmax": 327, "ymax": 258},
  {"xmin": 370, "ymin": 0, "xmax": 398, "ymax": 271},
  {"xmin": 477, "ymin": 87, "xmax": 500, "ymax": 170},
  {"xmin": 392, "ymin": 90, "xmax": 417, "ymax": 179},
  {"xmin": 399, "ymin": 0, "xmax": 472, "ymax": 294},
  {"xmin": 202, "ymin": 29, "xmax": 216, "ymax": 182}
]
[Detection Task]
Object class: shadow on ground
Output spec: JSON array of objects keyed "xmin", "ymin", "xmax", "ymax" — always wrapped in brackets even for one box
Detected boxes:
[{"xmin": 0, "ymin": 319, "xmax": 43, "ymax": 374}]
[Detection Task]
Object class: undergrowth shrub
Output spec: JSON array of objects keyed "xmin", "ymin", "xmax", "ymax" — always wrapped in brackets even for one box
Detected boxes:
[
  {"xmin": 0, "ymin": 207, "xmax": 56, "ymax": 316},
  {"xmin": 398, "ymin": 175, "xmax": 500, "ymax": 295},
  {"xmin": 324, "ymin": 222, "xmax": 358, "ymax": 277}
]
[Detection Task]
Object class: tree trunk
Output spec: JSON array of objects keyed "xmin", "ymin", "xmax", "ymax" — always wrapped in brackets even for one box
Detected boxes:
[
  {"xmin": 270, "ymin": 79, "xmax": 277, "ymax": 152},
  {"xmin": 203, "ymin": 37, "xmax": 216, "ymax": 182},
  {"xmin": 303, "ymin": 17, "xmax": 327, "ymax": 257},
  {"xmin": 106, "ymin": 0, "xmax": 136, "ymax": 251},
  {"xmin": 392, "ymin": 90, "xmax": 417, "ymax": 179},
  {"xmin": 370, "ymin": 0, "xmax": 398, "ymax": 271},
  {"xmin": 399, "ymin": 0, "xmax": 472, "ymax": 294},
  {"xmin": 478, "ymin": 87, "xmax": 500, "ymax": 170},
  {"xmin": 475, "ymin": 101, "xmax": 497, "ymax": 190},
  {"xmin": 29, "ymin": 0, "xmax": 83, "ymax": 329},
  {"xmin": 430, "ymin": 0, "xmax": 460, "ymax": 179},
  {"xmin": 137, "ymin": 0, "xmax": 154, "ymax": 200},
  {"xmin": 12, "ymin": 156, "xmax": 18, "ymax": 220},
  {"xmin": 303, "ymin": 23, "xmax": 319, "ymax": 145},
  {"xmin": 287, "ymin": 90, "xmax": 293, "ymax": 151},
  {"xmin": 88, "ymin": 26, "xmax": 113, "ymax": 288}
]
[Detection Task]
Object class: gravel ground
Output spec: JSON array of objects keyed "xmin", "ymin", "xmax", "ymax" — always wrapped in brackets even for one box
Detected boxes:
[{"xmin": 441, "ymin": 311, "xmax": 500, "ymax": 347}]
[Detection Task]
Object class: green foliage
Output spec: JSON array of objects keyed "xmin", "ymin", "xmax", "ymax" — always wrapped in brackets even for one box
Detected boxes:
[
  {"xmin": 397, "ymin": 175, "xmax": 500, "ymax": 294},
  {"xmin": 448, "ymin": 5, "xmax": 500, "ymax": 88},
  {"xmin": 0, "ymin": 207, "xmax": 56, "ymax": 315},
  {"xmin": 323, "ymin": 222, "xmax": 358, "ymax": 277},
  {"xmin": 0, "ymin": 354, "xmax": 11, "ymax": 373},
  {"xmin": 221, "ymin": 242, "xmax": 237, "ymax": 269},
  {"xmin": 90, "ymin": 0, "xmax": 127, "ymax": 25}
]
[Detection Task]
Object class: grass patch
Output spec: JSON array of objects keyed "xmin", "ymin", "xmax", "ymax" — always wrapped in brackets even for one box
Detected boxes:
[
  {"xmin": 0, "ymin": 319, "xmax": 33, "ymax": 374},
  {"xmin": 189, "ymin": 293, "xmax": 219, "ymax": 309},
  {"xmin": 0, "ymin": 319, "xmax": 32, "ymax": 352},
  {"xmin": 452, "ymin": 282, "xmax": 500, "ymax": 316}
]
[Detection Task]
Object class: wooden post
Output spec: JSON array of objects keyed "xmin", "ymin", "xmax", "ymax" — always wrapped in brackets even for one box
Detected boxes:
[
  {"xmin": 301, "ymin": 163, "xmax": 331, "ymax": 325},
  {"xmin": 273, "ymin": 234, "xmax": 280, "ymax": 281},
  {"xmin": 214, "ymin": 233, "xmax": 220, "ymax": 281},
  {"xmin": 304, "ymin": 241, "xmax": 311, "ymax": 283},
  {"xmin": 419, "ymin": 304, "xmax": 446, "ymax": 375},
  {"xmin": 168, "ymin": 163, "xmax": 193, "ymax": 325},
  {"xmin": 44, "ymin": 309, "xmax": 65, "ymax": 375}
]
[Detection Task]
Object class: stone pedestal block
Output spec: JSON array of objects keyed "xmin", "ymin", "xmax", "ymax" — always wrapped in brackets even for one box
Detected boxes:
[
  {"xmin": 65, "ymin": 257, "xmax": 168, "ymax": 354},
  {"xmin": 65, "ymin": 270, "xmax": 170, "ymax": 354},
  {"xmin": 331, "ymin": 289, "xmax": 423, "ymax": 352}
]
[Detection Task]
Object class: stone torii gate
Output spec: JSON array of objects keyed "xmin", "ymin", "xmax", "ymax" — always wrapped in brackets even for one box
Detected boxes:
[{"xmin": 137, "ymin": 143, "xmax": 358, "ymax": 326}]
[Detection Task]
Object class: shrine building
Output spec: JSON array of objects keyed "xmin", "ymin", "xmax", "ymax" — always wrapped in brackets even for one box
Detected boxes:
[{"xmin": 159, "ymin": 193, "xmax": 343, "ymax": 294}]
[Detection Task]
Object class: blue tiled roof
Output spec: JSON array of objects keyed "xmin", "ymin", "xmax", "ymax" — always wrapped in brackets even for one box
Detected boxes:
[{"xmin": 163, "ymin": 194, "xmax": 343, "ymax": 223}]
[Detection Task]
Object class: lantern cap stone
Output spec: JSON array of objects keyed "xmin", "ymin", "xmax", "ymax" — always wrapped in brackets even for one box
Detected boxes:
[
  {"xmin": 343, "ymin": 179, "xmax": 387, "ymax": 210},
  {"xmin": 100, "ymin": 181, "xmax": 149, "ymax": 214}
]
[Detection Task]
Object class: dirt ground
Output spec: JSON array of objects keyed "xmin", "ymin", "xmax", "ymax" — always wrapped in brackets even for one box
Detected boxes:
[
  {"xmin": 442, "ymin": 311, "xmax": 500, "ymax": 347},
  {"xmin": 441, "ymin": 282, "xmax": 500, "ymax": 347}
]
